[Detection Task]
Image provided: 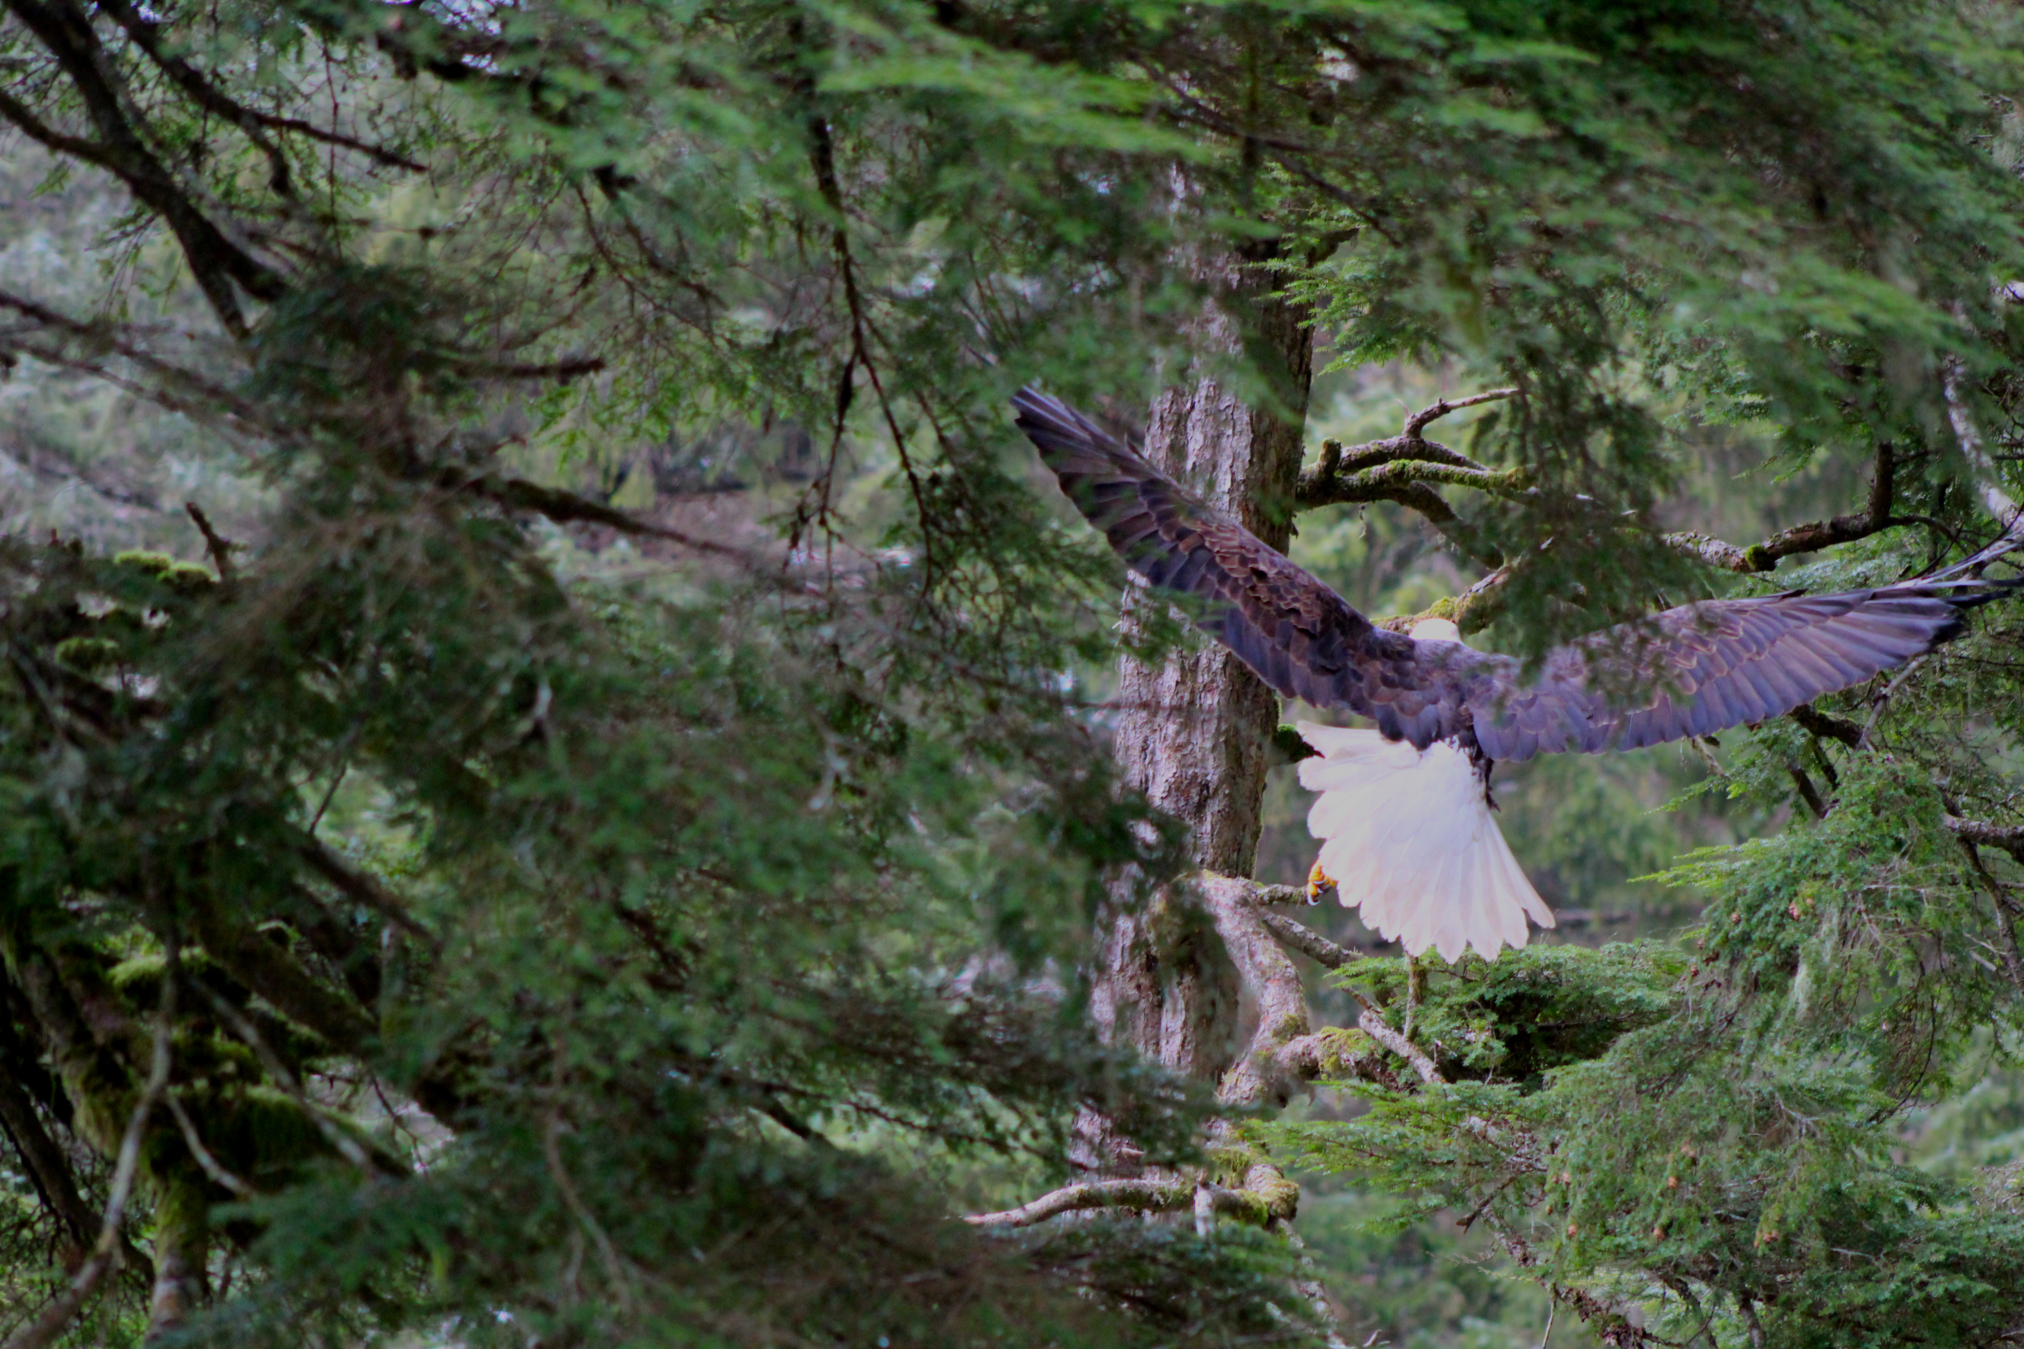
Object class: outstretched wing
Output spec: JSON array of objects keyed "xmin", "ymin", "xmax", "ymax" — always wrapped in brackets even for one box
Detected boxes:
[
  {"xmin": 1468, "ymin": 576, "xmax": 2019, "ymax": 762},
  {"xmin": 1013, "ymin": 387, "xmax": 1471, "ymax": 747},
  {"xmin": 1016, "ymin": 386, "xmax": 2022, "ymax": 761}
]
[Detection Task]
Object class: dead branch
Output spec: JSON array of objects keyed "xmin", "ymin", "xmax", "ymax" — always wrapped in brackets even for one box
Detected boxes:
[
  {"xmin": 1943, "ymin": 338, "xmax": 2020, "ymax": 526},
  {"xmin": 1406, "ymin": 388, "xmax": 1521, "ymax": 437},
  {"xmin": 2, "ymin": 999, "xmax": 172, "ymax": 1349},
  {"xmin": 965, "ymin": 1170, "xmax": 1295, "ymax": 1229},
  {"xmin": 292, "ymin": 835, "xmax": 437, "ymax": 948},
  {"xmin": 965, "ymin": 1176, "xmax": 1220, "ymax": 1227},
  {"xmin": 184, "ymin": 503, "xmax": 238, "ymax": 587},
  {"xmin": 164, "ymin": 1094, "xmax": 253, "ymax": 1197},
  {"xmin": 1256, "ymin": 909, "xmax": 1361, "ymax": 969},
  {"xmin": 477, "ymin": 475, "xmax": 767, "ymax": 565}
]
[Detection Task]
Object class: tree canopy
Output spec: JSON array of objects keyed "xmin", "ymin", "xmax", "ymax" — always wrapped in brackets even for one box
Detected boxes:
[{"xmin": 3, "ymin": 0, "xmax": 2024, "ymax": 1346}]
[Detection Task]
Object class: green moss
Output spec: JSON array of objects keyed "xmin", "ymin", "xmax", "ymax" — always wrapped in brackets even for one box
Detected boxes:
[
  {"xmin": 111, "ymin": 549, "xmax": 176, "ymax": 574},
  {"xmin": 53, "ymin": 636, "xmax": 121, "ymax": 670}
]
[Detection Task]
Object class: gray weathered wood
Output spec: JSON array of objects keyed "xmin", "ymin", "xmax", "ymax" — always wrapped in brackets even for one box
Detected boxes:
[{"xmin": 1075, "ymin": 245, "xmax": 1311, "ymax": 1175}]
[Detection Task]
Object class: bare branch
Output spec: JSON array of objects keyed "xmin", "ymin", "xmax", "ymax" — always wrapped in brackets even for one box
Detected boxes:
[
  {"xmin": 1381, "ymin": 553, "xmax": 1520, "ymax": 637},
  {"xmin": 964, "ymin": 1173, "xmax": 1293, "ymax": 1229},
  {"xmin": 292, "ymin": 835, "xmax": 437, "ymax": 948},
  {"xmin": 191, "ymin": 976, "xmax": 379, "ymax": 1175},
  {"xmin": 1274, "ymin": 1030, "xmax": 1406, "ymax": 1093},
  {"xmin": 1349, "ymin": 991, "xmax": 1441, "ymax": 1085},
  {"xmin": 1293, "ymin": 388, "xmax": 1523, "ymax": 567},
  {"xmin": 1943, "ymin": 329, "xmax": 2020, "ymax": 526},
  {"xmin": 1405, "ymin": 388, "xmax": 1519, "ymax": 437},
  {"xmin": 1245, "ymin": 881, "xmax": 1318, "ymax": 908},
  {"xmin": 964, "ymin": 1177, "xmax": 1193, "ymax": 1226},
  {"xmin": 477, "ymin": 475, "xmax": 765, "ymax": 564},
  {"xmin": 1256, "ymin": 910, "xmax": 1360, "ymax": 969}
]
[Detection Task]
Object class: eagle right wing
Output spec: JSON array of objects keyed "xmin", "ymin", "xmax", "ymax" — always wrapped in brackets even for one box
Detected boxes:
[{"xmin": 1013, "ymin": 388, "xmax": 1472, "ymax": 747}]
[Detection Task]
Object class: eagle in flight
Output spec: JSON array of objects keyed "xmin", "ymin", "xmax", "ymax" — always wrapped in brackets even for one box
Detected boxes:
[{"xmin": 1013, "ymin": 387, "xmax": 2023, "ymax": 960}]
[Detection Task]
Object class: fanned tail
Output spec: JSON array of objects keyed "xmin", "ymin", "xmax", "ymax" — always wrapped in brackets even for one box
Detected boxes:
[{"xmin": 1297, "ymin": 722, "xmax": 1553, "ymax": 962}]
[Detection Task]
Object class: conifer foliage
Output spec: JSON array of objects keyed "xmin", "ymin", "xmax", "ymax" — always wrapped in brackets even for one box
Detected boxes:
[{"xmin": 1, "ymin": 1, "xmax": 2023, "ymax": 1346}]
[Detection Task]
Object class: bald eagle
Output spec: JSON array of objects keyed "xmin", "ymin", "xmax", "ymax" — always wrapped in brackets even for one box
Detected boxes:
[{"xmin": 1014, "ymin": 388, "xmax": 2023, "ymax": 959}]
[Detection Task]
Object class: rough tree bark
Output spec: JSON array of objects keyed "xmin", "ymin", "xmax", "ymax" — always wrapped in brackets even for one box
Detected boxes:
[{"xmin": 1077, "ymin": 243, "xmax": 1313, "ymax": 1176}]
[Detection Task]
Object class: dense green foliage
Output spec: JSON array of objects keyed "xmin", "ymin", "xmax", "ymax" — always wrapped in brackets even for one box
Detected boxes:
[{"xmin": 5, "ymin": 0, "xmax": 2024, "ymax": 1346}]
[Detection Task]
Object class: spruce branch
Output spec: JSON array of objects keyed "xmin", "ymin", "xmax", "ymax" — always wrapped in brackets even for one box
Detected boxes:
[
  {"xmin": 1484, "ymin": 1213, "xmax": 1668, "ymax": 1349},
  {"xmin": 94, "ymin": 0, "xmax": 427, "ymax": 178}
]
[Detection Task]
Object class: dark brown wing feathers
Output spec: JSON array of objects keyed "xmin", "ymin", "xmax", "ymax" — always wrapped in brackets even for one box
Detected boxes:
[
  {"xmin": 1013, "ymin": 388, "xmax": 1465, "ymax": 746},
  {"xmin": 1014, "ymin": 387, "xmax": 2021, "ymax": 763}
]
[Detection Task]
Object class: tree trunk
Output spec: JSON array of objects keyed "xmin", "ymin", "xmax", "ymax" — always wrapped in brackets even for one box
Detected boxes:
[{"xmin": 1078, "ymin": 246, "xmax": 1312, "ymax": 1175}]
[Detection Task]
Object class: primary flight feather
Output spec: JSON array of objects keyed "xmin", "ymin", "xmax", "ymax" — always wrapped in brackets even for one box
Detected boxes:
[{"xmin": 1014, "ymin": 387, "xmax": 2023, "ymax": 958}]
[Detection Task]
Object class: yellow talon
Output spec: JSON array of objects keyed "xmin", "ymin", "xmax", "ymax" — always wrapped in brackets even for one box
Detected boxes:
[{"xmin": 1305, "ymin": 858, "xmax": 1336, "ymax": 903}]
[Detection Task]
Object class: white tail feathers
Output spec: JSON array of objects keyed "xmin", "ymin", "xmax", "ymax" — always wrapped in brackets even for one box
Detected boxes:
[{"xmin": 1295, "ymin": 721, "xmax": 1555, "ymax": 962}]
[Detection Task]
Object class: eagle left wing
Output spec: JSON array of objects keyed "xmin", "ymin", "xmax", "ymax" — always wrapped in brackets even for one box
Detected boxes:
[
  {"xmin": 1013, "ymin": 388, "xmax": 1471, "ymax": 746},
  {"xmin": 1468, "ymin": 578, "xmax": 2022, "ymax": 762}
]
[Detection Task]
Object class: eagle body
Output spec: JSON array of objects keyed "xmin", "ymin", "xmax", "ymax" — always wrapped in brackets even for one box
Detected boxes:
[{"xmin": 1013, "ymin": 386, "xmax": 2024, "ymax": 959}]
